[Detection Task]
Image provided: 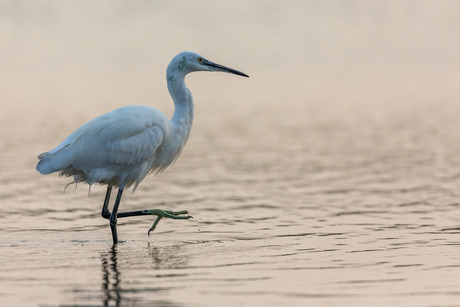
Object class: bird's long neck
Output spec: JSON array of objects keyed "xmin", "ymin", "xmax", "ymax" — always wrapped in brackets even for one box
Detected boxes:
[{"xmin": 167, "ymin": 68, "xmax": 194, "ymax": 140}]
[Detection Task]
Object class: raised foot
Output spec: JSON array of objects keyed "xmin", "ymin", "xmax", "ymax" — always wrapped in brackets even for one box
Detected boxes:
[{"xmin": 147, "ymin": 209, "xmax": 193, "ymax": 236}]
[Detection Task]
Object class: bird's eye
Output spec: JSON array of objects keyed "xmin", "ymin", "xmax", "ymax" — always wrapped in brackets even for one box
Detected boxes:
[{"xmin": 197, "ymin": 57, "xmax": 204, "ymax": 63}]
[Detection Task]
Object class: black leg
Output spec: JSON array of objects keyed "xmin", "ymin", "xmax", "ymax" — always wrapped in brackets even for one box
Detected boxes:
[
  {"xmin": 101, "ymin": 186, "xmax": 112, "ymax": 219},
  {"xmin": 110, "ymin": 188, "xmax": 124, "ymax": 245}
]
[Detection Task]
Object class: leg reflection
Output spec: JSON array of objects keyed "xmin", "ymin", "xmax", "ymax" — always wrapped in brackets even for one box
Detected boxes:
[
  {"xmin": 101, "ymin": 245, "xmax": 121, "ymax": 307},
  {"xmin": 98, "ymin": 243, "xmax": 190, "ymax": 307}
]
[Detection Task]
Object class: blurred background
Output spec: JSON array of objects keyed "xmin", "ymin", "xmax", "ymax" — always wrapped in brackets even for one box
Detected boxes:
[
  {"xmin": 1, "ymin": 1, "xmax": 460, "ymax": 306},
  {"xmin": 2, "ymin": 1, "xmax": 459, "ymax": 138}
]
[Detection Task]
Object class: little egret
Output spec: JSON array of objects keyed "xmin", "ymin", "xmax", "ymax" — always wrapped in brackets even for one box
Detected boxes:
[{"xmin": 36, "ymin": 51, "xmax": 249, "ymax": 244}]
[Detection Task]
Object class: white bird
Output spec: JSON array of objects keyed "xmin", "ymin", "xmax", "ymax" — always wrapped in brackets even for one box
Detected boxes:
[{"xmin": 36, "ymin": 51, "xmax": 249, "ymax": 244}]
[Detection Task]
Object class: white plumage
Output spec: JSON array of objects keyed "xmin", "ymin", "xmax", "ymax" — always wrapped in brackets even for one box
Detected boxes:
[{"xmin": 37, "ymin": 51, "xmax": 248, "ymax": 190}]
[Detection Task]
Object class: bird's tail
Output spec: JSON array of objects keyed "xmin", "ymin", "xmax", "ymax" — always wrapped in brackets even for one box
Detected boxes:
[
  {"xmin": 36, "ymin": 152, "xmax": 57, "ymax": 174},
  {"xmin": 36, "ymin": 148, "xmax": 74, "ymax": 175}
]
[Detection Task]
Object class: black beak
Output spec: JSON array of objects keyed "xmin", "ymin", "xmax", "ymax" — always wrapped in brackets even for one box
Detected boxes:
[{"xmin": 205, "ymin": 60, "xmax": 249, "ymax": 78}]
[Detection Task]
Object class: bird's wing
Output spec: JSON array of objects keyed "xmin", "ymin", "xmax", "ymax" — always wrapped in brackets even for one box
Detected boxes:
[
  {"xmin": 105, "ymin": 120, "xmax": 167, "ymax": 166},
  {"xmin": 74, "ymin": 106, "xmax": 170, "ymax": 169},
  {"xmin": 37, "ymin": 106, "xmax": 170, "ymax": 175}
]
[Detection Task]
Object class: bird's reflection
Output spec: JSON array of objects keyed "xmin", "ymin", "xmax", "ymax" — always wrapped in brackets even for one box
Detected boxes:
[{"xmin": 98, "ymin": 242, "xmax": 189, "ymax": 307}]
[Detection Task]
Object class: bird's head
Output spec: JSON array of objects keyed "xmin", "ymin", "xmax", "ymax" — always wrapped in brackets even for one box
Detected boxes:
[{"xmin": 168, "ymin": 51, "xmax": 249, "ymax": 79}]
